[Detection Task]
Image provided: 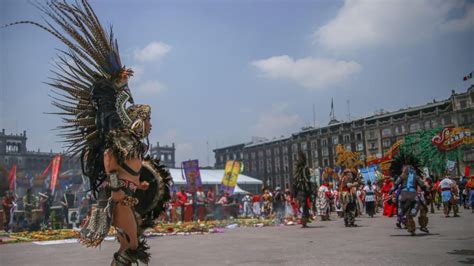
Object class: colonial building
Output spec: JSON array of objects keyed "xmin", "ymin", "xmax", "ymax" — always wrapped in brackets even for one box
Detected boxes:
[
  {"xmin": 149, "ymin": 142, "xmax": 176, "ymax": 168},
  {"xmin": 214, "ymin": 86, "xmax": 474, "ymax": 189},
  {"xmin": 0, "ymin": 129, "xmax": 78, "ymax": 173}
]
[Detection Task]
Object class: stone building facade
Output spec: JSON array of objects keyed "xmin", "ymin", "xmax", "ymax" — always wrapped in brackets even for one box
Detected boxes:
[
  {"xmin": 0, "ymin": 129, "xmax": 78, "ymax": 173},
  {"xmin": 214, "ymin": 86, "xmax": 474, "ymax": 189},
  {"xmin": 149, "ymin": 142, "xmax": 176, "ymax": 168}
]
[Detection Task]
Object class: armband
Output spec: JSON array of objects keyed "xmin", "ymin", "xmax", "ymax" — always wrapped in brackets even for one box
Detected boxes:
[{"xmin": 108, "ymin": 171, "xmax": 121, "ymax": 191}]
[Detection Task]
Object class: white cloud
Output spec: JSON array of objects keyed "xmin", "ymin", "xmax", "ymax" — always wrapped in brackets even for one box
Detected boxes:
[
  {"xmin": 440, "ymin": 3, "xmax": 474, "ymax": 32},
  {"xmin": 252, "ymin": 55, "xmax": 361, "ymax": 90},
  {"xmin": 134, "ymin": 80, "xmax": 167, "ymax": 95},
  {"xmin": 315, "ymin": 0, "xmax": 473, "ymax": 52},
  {"xmin": 129, "ymin": 65, "xmax": 145, "ymax": 82},
  {"xmin": 251, "ymin": 103, "xmax": 304, "ymax": 138},
  {"xmin": 134, "ymin": 41, "xmax": 171, "ymax": 62}
]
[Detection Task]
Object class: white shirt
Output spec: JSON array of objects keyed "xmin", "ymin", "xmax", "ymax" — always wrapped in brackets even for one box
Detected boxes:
[{"xmin": 440, "ymin": 178, "xmax": 454, "ymax": 189}]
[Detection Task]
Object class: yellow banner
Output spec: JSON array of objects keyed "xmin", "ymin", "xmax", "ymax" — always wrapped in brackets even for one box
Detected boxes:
[{"xmin": 221, "ymin": 160, "xmax": 241, "ymax": 187}]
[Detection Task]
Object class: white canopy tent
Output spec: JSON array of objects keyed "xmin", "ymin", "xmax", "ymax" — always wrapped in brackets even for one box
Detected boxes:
[{"xmin": 168, "ymin": 168, "xmax": 262, "ymax": 194}]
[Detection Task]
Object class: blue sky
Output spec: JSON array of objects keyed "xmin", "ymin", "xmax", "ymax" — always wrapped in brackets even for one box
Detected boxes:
[{"xmin": 1, "ymin": 0, "xmax": 473, "ymax": 167}]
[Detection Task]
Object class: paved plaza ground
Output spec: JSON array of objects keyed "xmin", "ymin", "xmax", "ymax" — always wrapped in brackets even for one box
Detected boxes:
[{"xmin": 1, "ymin": 210, "xmax": 473, "ymax": 266}]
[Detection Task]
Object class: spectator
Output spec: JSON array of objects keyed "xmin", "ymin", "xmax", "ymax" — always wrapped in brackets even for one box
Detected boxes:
[
  {"xmin": 176, "ymin": 187, "xmax": 188, "ymax": 222},
  {"xmin": 364, "ymin": 180, "xmax": 377, "ymax": 218},
  {"xmin": 241, "ymin": 193, "xmax": 252, "ymax": 217},
  {"xmin": 23, "ymin": 188, "xmax": 37, "ymax": 230},
  {"xmin": 2, "ymin": 190, "xmax": 16, "ymax": 232},
  {"xmin": 252, "ymin": 193, "xmax": 261, "ymax": 218},
  {"xmin": 39, "ymin": 189, "xmax": 53, "ymax": 226},
  {"xmin": 194, "ymin": 186, "xmax": 206, "ymax": 221},
  {"xmin": 273, "ymin": 187, "xmax": 285, "ymax": 224}
]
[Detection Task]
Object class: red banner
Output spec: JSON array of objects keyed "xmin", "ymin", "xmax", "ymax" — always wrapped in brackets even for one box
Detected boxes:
[
  {"xmin": 431, "ymin": 127, "xmax": 473, "ymax": 151},
  {"xmin": 50, "ymin": 155, "xmax": 62, "ymax": 193},
  {"xmin": 8, "ymin": 163, "xmax": 17, "ymax": 191},
  {"xmin": 465, "ymin": 166, "xmax": 471, "ymax": 177},
  {"xmin": 39, "ymin": 160, "xmax": 52, "ymax": 180}
]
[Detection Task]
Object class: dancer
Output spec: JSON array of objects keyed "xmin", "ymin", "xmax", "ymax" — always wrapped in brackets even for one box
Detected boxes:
[
  {"xmin": 339, "ymin": 169, "xmax": 360, "ymax": 227},
  {"xmin": 439, "ymin": 175, "xmax": 460, "ymax": 217},
  {"xmin": 4, "ymin": 1, "xmax": 171, "ymax": 264},
  {"xmin": 316, "ymin": 182, "xmax": 332, "ymax": 221},
  {"xmin": 293, "ymin": 152, "xmax": 313, "ymax": 228},
  {"xmin": 389, "ymin": 151, "xmax": 429, "ymax": 236},
  {"xmin": 381, "ymin": 177, "xmax": 396, "ymax": 217}
]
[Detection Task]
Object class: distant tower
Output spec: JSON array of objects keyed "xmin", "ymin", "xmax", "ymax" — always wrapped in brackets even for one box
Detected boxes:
[{"xmin": 328, "ymin": 98, "xmax": 339, "ymax": 125}]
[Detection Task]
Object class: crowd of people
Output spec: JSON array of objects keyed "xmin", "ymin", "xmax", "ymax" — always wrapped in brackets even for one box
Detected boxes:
[
  {"xmin": 154, "ymin": 170, "xmax": 474, "ymax": 230},
  {"xmin": 2, "ymin": 172, "xmax": 474, "ymax": 233},
  {"xmin": 1, "ymin": 187, "xmax": 94, "ymax": 232}
]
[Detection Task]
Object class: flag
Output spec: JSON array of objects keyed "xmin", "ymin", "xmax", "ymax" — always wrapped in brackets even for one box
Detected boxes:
[
  {"xmin": 182, "ymin": 160, "xmax": 202, "ymax": 193},
  {"xmin": 463, "ymin": 71, "xmax": 473, "ymax": 81},
  {"xmin": 39, "ymin": 160, "xmax": 52, "ymax": 180},
  {"xmin": 464, "ymin": 165, "xmax": 470, "ymax": 177},
  {"xmin": 50, "ymin": 155, "xmax": 62, "ymax": 193},
  {"xmin": 8, "ymin": 163, "xmax": 17, "ymax": 191},
  {"xmin": 221, "ymin": 160, "xmax": 241, "ymax": 195}
]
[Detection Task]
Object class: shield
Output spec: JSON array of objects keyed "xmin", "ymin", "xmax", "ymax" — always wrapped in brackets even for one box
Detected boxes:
[{"xmin": 133, "ymin": 158, "xmax": 172, "ymax": 217}]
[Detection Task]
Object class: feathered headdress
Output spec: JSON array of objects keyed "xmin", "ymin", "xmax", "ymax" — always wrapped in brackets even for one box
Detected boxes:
[
  {"xmin": 389, "ymin": 150, "xmax": 422, "ymax": 177},
  {"xmin": 293, "ymin": 151, "xmax": 312, "ymax": 193},
  {"xmin": 3, "ymin": 0, "xmax": 146, "ymax": 195}
]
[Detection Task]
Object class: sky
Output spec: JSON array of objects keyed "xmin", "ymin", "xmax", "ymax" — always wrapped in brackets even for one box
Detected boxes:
[{"xmin": 1, "ymin": 0, "xmax": 473, "ymax": 167}]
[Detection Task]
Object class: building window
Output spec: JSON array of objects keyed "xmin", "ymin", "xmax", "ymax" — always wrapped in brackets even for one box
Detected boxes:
[
  {"xmin": 356, "ymin": 132, "xmax": 362, "ymax": 141},
  {"xmin": 460, "ymin": 100, "xmax": 467, "ymax": 109},
  {"xmin": 332, "ymin": 136, "xmax": 339, "ymax": 145},
  {"xmin": 410, "ymin": 123, "xmax": 420, "ymax": 133},
  {"xmin": 382, "ymin": 139, "xmax": 391, "ymax": 148},
  {"xmin": 311, "ymin": 141, "xmax": 317, "ymax": 149},
  {"xmin": 395, "ymin": 125, "xmax": 405, "ymax": 134},
  {"xmin": 345, "ymin": 144, "xmax": 352, "ymax": 151},
  {"xmin": 323, "ymin": 158, "xmax": 329, "ymax": 167},
  {"xmin": 444, "ymin": 116, "xmax": 452, "ymax": 125},
  {"xmin": 382, "ymin": 128, "xmax": 391, "ymax": 137},
  {"xmin": 220, "ymin": 155, "xmax": 224, "ymax": 162},
  {"xmin": 291, "ymin": 143, "xmax": 298, "ymax": 152},
  {"xmin": 233, "ymin": 154, "xmax": 237, "ymax": 160},
  {"xmin": 292, "ymin": 153, "xmax": 298, "ymax": 161},
  {"xmin": 369, "ymin": 131, "xmax": 375, "ymax": 139},
  {"xmin": 282, "ymin": 146, "xmax": 288, "ymax": 154},
  {"xmin": 312, "ymin": 160, "xmax": 319, "ymax": 168},
  {"xmin": 258, "ymin": 151, "xmax": 263, "ymax": 158},
  {"xmin": 343, "ymin": 134, "xmax": 350, "ymax": 143},
  {"xmin": 424, "ymin": 121, "xmax": 430, "ymax": 129},
  {"xmin": 274, "ymin": 148, "xmax": 279, "ymax": 156},
  {"xmin": 369, "ymin": 142, "xmax": 377, "ymax": 150},
  {"xmin": 321, "ymin": 138, "xmax": 328, "ymax": 147},
  {"xmin": 312, "ymin": 150, "xmax": 318, "ymax": 158},
  {"xmin": 266, "ymin": 149, "xmax": 271, "ymax": 157},
  {"xmin": 322, "ymin": 148, "xmax": 329, "ymax": 156},
  {"xmin": 251, "ymin": 152, "xmax": 256, "ymax": 159},
  {"xmin": 356, "ymin": 142, "xmax": 364, "ymax": 151},
  {"xmin": 301, "ymin": 142, "xmax": 307, "ymax": 151}
]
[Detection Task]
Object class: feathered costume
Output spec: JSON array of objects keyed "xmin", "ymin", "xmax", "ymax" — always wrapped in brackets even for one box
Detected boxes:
[
  {"xmin": 4, "ymin": 1, "xmax": 172, "ymax": 264},
  {"xmin": 293, "ymin": 152, "xmax": 312, "ymax": 227},
  {"xmin": 389, "ymin": 151, "xmax": 429, "ymax": 235}
]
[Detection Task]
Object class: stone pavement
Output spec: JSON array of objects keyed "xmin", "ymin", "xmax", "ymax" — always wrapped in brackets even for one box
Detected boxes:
[{"xmin": 1, "ymin": 210, "xmax": 473, "ymax": 266}]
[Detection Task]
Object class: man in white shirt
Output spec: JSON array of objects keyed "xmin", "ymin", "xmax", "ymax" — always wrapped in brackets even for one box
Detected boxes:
[{"xmin": 439, "ymin": 176, "xmax": 459, "ymax": 217}]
